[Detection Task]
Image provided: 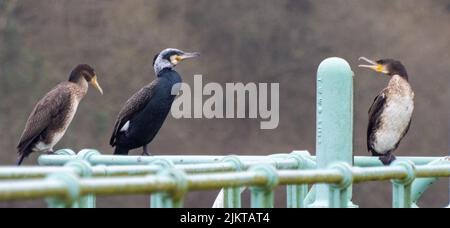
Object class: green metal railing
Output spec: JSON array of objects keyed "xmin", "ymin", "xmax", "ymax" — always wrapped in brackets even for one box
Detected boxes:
[
  {"xmin": 0, "ymin": 57, "xmax": 448, "ymax": 208},
  {"xmin": 0, "ymin": 155, "xmax": 449, "ymax": 208}
]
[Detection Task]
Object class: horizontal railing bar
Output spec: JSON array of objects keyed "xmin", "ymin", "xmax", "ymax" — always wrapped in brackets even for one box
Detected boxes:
[
  {"xmin": 354, "ymin": 157, "xmax": 442, "ymax": 167},
  {"xmin": 352, "ymin": 167, "xmax": 408, "ymax": 182},
  {"xmin": 416, "ymin": 165, "xmax": 450, "ymax": 178},
  {"xmin": 0, "ymin": 158, "xmax": 304, "ymax": 180},
  {"xmin": 187, "ymin": 173, "xmax": 268, "ymax": 190},
  {"xmin": 80, "ymin": 176, "xmax": 176, "ymax": 195},
  {"xmin": 0, "ymin": 179, "xmax": 67, "ymax": 201},
  {"xmin": 277, "ymin": 170, "xmax": 343, "ymax": 184},
  {"xmin": 1, "ymin": 164, "xmax": 449, "ymax": 201},
  {"xmin": 0, "ymin": 167, "xmax": 76, "ymax": 179},
  {"xmin": 38, "ymin": 155, "xmax": 286, "ymax": 166},
  {"xmin": 38, "ymin": 153, "xmax": 443, "ymax": 167}
]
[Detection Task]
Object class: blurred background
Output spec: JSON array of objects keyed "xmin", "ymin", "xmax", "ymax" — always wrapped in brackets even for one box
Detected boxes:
[{"xmin": 0, "ymin": 0, "xmax": 449, "ymax": 208}]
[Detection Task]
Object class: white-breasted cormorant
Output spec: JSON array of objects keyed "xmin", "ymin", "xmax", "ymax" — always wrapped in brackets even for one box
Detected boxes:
[
  {"xmin": 359, "ymin": 57, "xmax": 415, "ymax": 165},
  {"xmin": 110, "ymin": 48, "xmax": 200, "ymax": 155},
  {"xmin": 17, "ymin": 64, "xmax": 103, "ymax": 165}
]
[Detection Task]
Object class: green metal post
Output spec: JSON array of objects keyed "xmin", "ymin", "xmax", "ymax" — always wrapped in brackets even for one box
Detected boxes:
[
  {"xmin": 392, "ymin": 161, "xmax": 416, "ymax": 208},
  {"xmin": 287, "ymin": 185, "xmax": 308, "ymax": 208},
  {"xmin": 151, "ymin": 169, "xmax": 188, "ymax": 208},
  {"xmin": 149, "ymin": 159, "xmax": 177, "ymax": 208},
  {"xmin": 285, "ymin": 152, "xmax": 313, "ymax": 208},
  {"xmin": 76, "ymin": 149, "xmax": 102, "ymax": 208},
  {"xmin": 222, "ymin": 156, "xmax": 244, "ymax": 208},
  {"xmin": 310, "ymin": 57, "xmax": 355, "ymax": 208},
  {"xmin": 249, "ymin": 165, "xmax": 279, "ymax": 208},
  {"xmin": 45, "ymin": 173, "xmax": 80, "ymax": 208},
  {"xmin": 65, "ymin": 160, "xmax": 95, "ymax": 208},
  {"xmin": 328, "ymin": 163, "xmax": 353, "ymax": 208}
]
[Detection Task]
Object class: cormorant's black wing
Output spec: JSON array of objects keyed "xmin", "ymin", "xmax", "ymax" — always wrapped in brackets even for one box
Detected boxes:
[
  {"xmin": 367, "ymin": 91, "xmax": 387, "ymax": 154},
  {"xmin": 110, "ymin": 80, "xmax": 159, "ymax": 146},
  {"xmin": 17, "ymin": 83, "xmax": 72, "ymax": 156}
]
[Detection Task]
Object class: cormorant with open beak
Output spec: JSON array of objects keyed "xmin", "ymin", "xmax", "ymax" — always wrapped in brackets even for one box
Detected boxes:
[
  {"xmin": 17, "ymin": 64, "xmax": 103, "ymax": 165},
  {"xmin": 359, "ymin": 57, "xmax": 414, "ymax": 165},
  {"xmin": 110, "ymin": 48, "xmax": 200, "ymax": 155}
]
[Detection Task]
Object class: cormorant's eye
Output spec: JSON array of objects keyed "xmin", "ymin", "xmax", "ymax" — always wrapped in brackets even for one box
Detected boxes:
[
  {"xmin": 82, "ymin": 71, "xmax": 92, "ymax": 81},
  {"xmin": 170, "ymin": 54, "xmax": 182, "ymax": 64}
]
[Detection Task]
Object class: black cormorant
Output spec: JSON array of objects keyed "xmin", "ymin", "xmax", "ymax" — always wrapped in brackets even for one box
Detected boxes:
[
  {"xmin": 110, "ymin": 48, "xmax": 200, "ymax": 155},
  {"xmin": 359, "ymin": 57, "xmax": 415, "ymax": 165},
  {"xmin": 17, "ymin": 64, "xmax": 103, "ymax": 165}
]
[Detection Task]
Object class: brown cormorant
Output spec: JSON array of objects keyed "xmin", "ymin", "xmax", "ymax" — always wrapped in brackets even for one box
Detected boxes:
[
  {"xmin": 110, "ymin": 48, "xmax": 200, "ymax": 155},
  {"xmin": 359, "ymin": 57, "xmax": 415, "ymax": 165},
  {"xmin": 16, "ymin": 64, "xmax": 103, "ymax": 165}
]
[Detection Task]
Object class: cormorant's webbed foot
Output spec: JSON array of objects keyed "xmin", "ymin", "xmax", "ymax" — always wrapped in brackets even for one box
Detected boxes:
[
  {"xmin": 142, "ymin": 145, "xmax": 151, "ymax": 156},
  {"xmin": 379, "ymin": 153, "xmax": 397, "ymax": 166},
  {"xmin": 46, "ymin": 149, "xmax": 55, "ymax": 155}
]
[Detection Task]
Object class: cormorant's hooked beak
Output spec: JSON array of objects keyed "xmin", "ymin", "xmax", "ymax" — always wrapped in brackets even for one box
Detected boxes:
[
  {"xmin": 358, "ymin": 57, "xmax": 386, "ymax": 73},
  {"xmin": 90, "ymin": 75, "xmax": 103, "ymax": 95},
  {"xmin": 176, "ymin": 52, "xmax": 201, "ymax": 61}
]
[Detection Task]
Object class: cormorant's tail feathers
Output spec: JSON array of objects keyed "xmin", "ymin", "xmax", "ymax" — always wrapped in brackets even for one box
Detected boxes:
[{"xmin": 16, "ymin": 154, "xmax": 26, "ymax": 166}]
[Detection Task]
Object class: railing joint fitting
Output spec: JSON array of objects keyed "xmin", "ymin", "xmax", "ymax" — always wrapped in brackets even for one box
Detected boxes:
[
  {"xmin": 391, "ymin": 160, "xmax": 416, "ymax": 185},
  {"xmin": 249, "ymin": 164, "xmax": 279, "ymax": 191},
  {"xmin": 329, "ymin": 162, "xmax": 353, "ymax": 189}
]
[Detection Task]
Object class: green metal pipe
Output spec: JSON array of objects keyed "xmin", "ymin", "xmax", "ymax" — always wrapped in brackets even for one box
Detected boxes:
[
  {"xmin": 187, "ymin": 173, "xmax": 268, "ymax": 190},
  {"xmin": 0, "ymin": 179, "xmax": 67, "ymax": 201},
  {"xmin": 411, "ymin": 158, "xmax": 450, "ymax": 206},
  {"xmin": 92, "ymin": 165, "xmax": 160, "ymax": 177},
  {"xmin": 352, "ymin": 167, "xmax": 408, "ymax": 183},
  {"xmin": 277, "ymin": 170, "xmax": 343, "ymax": 185},
  {"xmin": 1, "ymin": 159, "xmax": 306, "ymax": 180},
  {"xmin": 38, "ymin": 153, "xmax": 306, "ymax": 167},
  {"xmin": 415, "ymin": 164, "xmax": 450, "ymax": 177},
  {"xmin": 354, "ymin": 157, "xmax": 443, "ymax": 167},
  {"xmin": 1, "ymin": 165, "xmax": 449, "ymax": 203},
  {"xmin": 38, "ymin": 154, "xmax": 279, "ymax": 166},
  {"xmin": 0, "ymin": 167, "xmax": 76, "ymax": 179},
  {"xmin": 287, "ymin": 185, "xmax": 308, "ymax": 208},
  {"xmin": 79, "ymin": 176, "xmax": 176, "ymax": 195},
  {"xmin": 38, "ymin": 151, "xmax": 442, "ymax": 168}
]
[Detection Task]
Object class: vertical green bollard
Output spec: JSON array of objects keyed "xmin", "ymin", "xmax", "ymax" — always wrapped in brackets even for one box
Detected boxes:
[
  {"xmin": 222, "ymin": 156, "xmax": 244, "ymax": 208},
  {"xmin": 310, "ymin": 57, "xmax": 355, "ymax": 208},
  {"xmin": 328, "ymin": 163, "xmax": 353, "ymax": 208},
  {"xmin": 249, "ymin": 165, "xmax": 279, "ymax": 208},
  {"xmin": 65, "ymin": 160, "xmax": 94, "ymax": 208},
  {"xmin": 392, "ymin": 161, "xmax": 416, "ymax": 208},
  {"xmin": 45, "ymin": 173, "xmax": 80, "ymax": 208}
]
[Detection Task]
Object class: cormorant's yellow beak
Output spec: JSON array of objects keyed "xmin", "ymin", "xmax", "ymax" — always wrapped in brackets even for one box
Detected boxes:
[
  {"xmin": 358, "ymin": 57, "xmax": 386, "ymax": 73},
  {"xmin": 175, "ymin": 52, "xmax": 201, "ymax": 62},
  {"xmin": 90, "ymin": 75, "xmax": 103, "ymax": 95}
]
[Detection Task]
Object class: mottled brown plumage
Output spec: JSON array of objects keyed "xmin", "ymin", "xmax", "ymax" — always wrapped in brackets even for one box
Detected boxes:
[{"xmin": 16, "ymin": 64, "xmax": 103, "ymax": 165}]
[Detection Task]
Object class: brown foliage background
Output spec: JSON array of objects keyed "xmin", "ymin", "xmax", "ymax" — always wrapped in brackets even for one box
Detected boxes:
[{"xmin": 0, "ymin": 0, "xmax": 449, "ymax": 208}]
